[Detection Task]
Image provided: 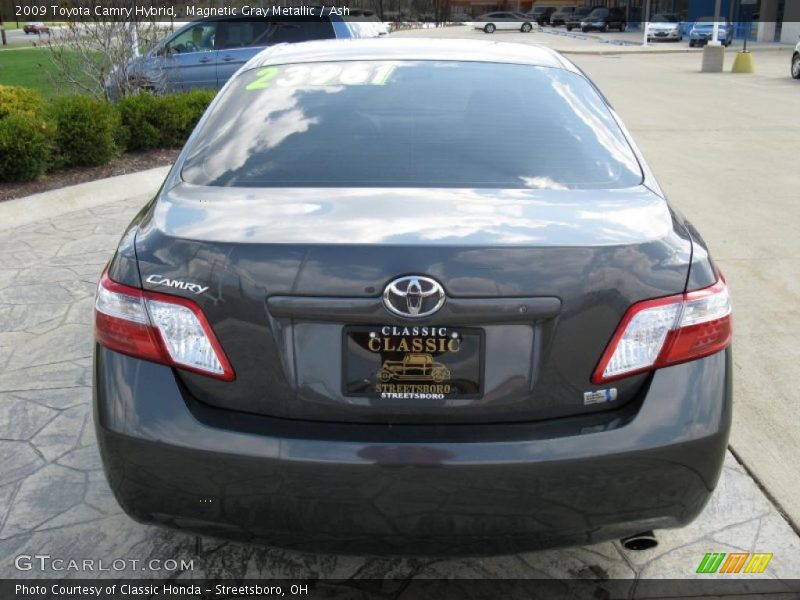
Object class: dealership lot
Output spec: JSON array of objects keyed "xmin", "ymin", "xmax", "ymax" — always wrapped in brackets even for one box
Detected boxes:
[{"xmin": 1, "ymin": 41, "xmax": 799, "ymax": 581}]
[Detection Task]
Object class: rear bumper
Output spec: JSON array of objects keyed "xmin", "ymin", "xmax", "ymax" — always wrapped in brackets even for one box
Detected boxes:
[{"xmin": 94, "ymin": 346, "xmax": 731, "ymax": 555}]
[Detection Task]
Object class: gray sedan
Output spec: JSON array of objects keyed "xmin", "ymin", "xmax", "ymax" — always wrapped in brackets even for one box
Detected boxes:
[{"xmin": 94, "ymin": 38, "xmax": 732, "ymax": 554}]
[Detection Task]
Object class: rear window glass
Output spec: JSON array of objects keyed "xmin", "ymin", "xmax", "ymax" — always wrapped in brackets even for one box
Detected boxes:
[{"xmin": 182, "ymin": 61, "xmax": 642, "ymax": 189}]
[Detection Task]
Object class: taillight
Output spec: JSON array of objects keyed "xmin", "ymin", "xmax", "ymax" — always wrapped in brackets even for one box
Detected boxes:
[
  {"xmin": 94, "ymin": 271, "xmax": 234, "ymax": 381},
  {"xmin": 593, "ymin": 278, "xmax": 731, "ymax": 383}
]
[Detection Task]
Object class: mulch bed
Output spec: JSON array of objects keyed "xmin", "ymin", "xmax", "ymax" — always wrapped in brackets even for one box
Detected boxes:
[{"xmin": 0, "ymin": 148, "xmax": 180, "ymax": 202}]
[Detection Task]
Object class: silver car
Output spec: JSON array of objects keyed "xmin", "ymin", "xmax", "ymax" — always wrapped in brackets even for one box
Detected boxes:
[
  {"xmin": 647, "ymin": 14, "xmax": 683, "ymax": 42},
  {"xmin": 473, "ymin": 12, "xmax": 535, "ymax": 34}
]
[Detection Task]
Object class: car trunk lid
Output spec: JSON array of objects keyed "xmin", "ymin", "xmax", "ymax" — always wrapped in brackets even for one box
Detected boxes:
[{"xmin": 133, "ymin": 183, "xmax": 692, "ymax": 424}]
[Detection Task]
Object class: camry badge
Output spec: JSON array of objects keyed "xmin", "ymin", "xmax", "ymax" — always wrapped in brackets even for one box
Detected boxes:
[
  {"xmin": 145, "ymin": 274, "xmax": 209, "ymax": 295},
  {"xmin": 383, "ymin": 276, "xmax": 445, "ymax": 319}
]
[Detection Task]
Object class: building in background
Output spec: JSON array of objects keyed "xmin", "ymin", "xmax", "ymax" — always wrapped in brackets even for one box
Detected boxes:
[{"xmin": 576, "ymin": 0, "xmax": 800, "ymax": 44}]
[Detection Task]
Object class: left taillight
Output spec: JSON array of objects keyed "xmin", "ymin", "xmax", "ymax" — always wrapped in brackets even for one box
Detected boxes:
[
  {"xmin": 593, "ymin": 277, "xmax": 732, "ymax": 384},
  {"xmin": 94, "ymin": 271, "xmax": 234, "ymax": 381}
]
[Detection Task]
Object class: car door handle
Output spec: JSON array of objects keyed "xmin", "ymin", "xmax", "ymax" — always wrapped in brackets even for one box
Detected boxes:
[
  {"xmin": 222, "ymin": 56, "xmax": 235, "ymax": 62},
  {"xmin": 198, "ymin": 57, "xmax": 213, "ymax": 64}
]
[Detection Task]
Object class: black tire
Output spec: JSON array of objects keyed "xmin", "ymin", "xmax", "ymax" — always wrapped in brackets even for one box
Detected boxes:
[
  {"xmin": 725, "ymin": 40, "xmax": 732, "ymax": 47},
  {"xmin": 582, "ymin": 26, "xmax": 590, "ymax": 33},
  {"xmin": 792, "ymin": 54, "xmax": 800, "ymax": 79},
  {"xmin": 619, "ymin": 22, "xmax": 627, "ymax": 32},
  {"xmin": 521, "ymin": 22, "xmax": 532, "ymax": 33},
  {"xmin": 689, "ymin": 40, "xmax": 695, "ymax": 47},
  {"xmin": 484, "ymin": 23, "xmax": 495, "ymax": 33},
  {"xmin": 600, "ymin": 23, "xmax": 608, "ymax": 32},
  {"xmin": 567, "ymin": 25, "xmax": 573, "ymax": 31}
]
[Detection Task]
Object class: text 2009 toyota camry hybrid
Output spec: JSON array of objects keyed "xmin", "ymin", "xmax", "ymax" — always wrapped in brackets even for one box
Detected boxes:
[{"xmin": 94, "ymin": 38, "xmax": 732, "ymax": 555}]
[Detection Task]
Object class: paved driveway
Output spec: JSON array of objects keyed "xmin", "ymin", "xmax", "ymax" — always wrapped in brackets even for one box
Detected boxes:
[{"xmin": 1, "ymin": 50, "xmax": 799, "ymax": 582}]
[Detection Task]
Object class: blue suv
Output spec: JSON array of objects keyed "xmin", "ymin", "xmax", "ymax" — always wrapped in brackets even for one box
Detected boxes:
[
  {"xmin": 689, "ymin": 17, "xmax": 733, "ymax": 47},
  {"xmin": 105, "ymin": 16, "xmax": 383, "ymax": 100}
]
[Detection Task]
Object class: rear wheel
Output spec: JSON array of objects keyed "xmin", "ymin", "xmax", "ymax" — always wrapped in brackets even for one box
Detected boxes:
[
  {"xmin": 567, "ymin": 25, "xmax": 573, "ymax": 31},
  {"xmin": 521, "ymin": 22, "xmax": 532, "ymax": 33},
  {"xmin": 689, "ymin": 40, "xmax": 695, "ymax": 47},
  {"xmin": 619, "ymin": 22, "xmax": 627, "ymax": 32},
  {"xmin": 484, "ymin": 23, "xmax": 496, "ymax": 33},
  {"xmin": 582, "ymin": 26, "xmax": 590, "ymax": 33},
  {"xmin": 600, "ymin": 23, "xmax": 608, "ymax": 32},
  {"xmin": 792, "ymin": 54, "xmax": 800, "ymax": 79}
]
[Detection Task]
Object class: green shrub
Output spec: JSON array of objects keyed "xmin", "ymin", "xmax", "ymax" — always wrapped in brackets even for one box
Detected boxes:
[
  {"xmin": 171, "ymin": 89, "xmax": 216, "ymax": 140},
  {"xmin": 0, "ymin": 85, "xmax": 46, "ymax": 120},
  {"xmin": 116, "ymin": 90, "xmax": 214, "ymax": 151},
  {"xmin": 116, "ymin": 92, "xmax": 162, "ymax": 151},
  {"xmin": 0, "ymin": 113, "xmax": 53, "ymax": 182},
  {"xmin": 52, "ymin": 95, "xmax": 121, "ymax": 167}
]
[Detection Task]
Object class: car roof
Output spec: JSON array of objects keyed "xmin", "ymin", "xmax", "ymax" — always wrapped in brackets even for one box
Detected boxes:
[{"xmin": 245, "ymin": 37, "xmax": 576, "ymax": 72}]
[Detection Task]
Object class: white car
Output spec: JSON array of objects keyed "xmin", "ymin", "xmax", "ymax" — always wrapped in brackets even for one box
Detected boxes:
[
  {"xmin": 647, "ymin": 14, "xmax": 683, "ymax": 42},
  {"xmin": 473, "ymin": 11, "xmax": 535, "ymax": 33},
  {"xmin": 792, "ymin": 40, "xmax": 800, "ymax": 79}
]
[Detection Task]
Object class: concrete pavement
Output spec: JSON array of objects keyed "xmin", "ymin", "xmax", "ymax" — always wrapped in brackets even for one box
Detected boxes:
[
  {"xmin": 567, "ymin": 50, "xmax": 800, "ymax": 531},
  {"xmin": 395, "ymin": 25, "xmax": 800, "ymax": 531},
  {"xmin": 0, "ymin": 47, "xmax": 799, "ymax": 581},
  {"xmin": 392, "ymin": 24, "xmax": 795, "ymax": 54},
  {"xmin": 0, "ymin": 174, "xmax": 798, "ymax": 581}
]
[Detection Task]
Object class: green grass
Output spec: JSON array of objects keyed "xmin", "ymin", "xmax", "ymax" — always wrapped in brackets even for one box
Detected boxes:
[
  {"xmin": 0, "ymin": 47, "xmax": 92, "ymax": 99},
  {"xmin": 2, "ymin": 21, "xmax": 64, "ymax": 30}
]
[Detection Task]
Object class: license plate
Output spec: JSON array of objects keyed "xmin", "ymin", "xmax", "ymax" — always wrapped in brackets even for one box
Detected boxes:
[{"xmin": 342, "ymin": 325, "xmax": 483, "ymax": 399}]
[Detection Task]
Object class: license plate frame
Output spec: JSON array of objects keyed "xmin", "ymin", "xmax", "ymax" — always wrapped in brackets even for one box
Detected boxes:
[{"xmin": 342, "ymin": 325, "xmax": 484, "ymax": 400}]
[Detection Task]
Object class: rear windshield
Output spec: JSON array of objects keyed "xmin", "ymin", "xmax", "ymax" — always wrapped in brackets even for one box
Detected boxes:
[{"xmin": 182, "ymin": 60, "xmax": 642, "ymax": 189}]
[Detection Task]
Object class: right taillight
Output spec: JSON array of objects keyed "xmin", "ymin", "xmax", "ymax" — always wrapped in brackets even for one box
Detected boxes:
[
  {"xmin": 94, "ymin": 271, "xmax": 234, "ymax": 381},
  {"xmin": 593, "ymin": 278, "xmax": 731, "ymax": 383}
]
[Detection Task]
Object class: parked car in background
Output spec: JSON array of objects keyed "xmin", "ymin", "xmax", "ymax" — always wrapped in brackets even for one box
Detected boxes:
[
  {"xmin": 792, "ymin": 40, "xmax": 800, "ymax": 79},
  {"xmin": 23, "ymin": 22, "xmax": 49, "ymax": 34},
  {"xmin": 549, "ymin": 7, "xmax": 577, "ymax": 27},
  {"xmin": 647, "ymin": 14, "xmax": 683, "ymax": 42},
  {"xmin": 526, "ymin": 5, "xmax": 558, "ymax": 26},
  {"xmin": 565, "ymin": 7, "xmax": 592, "ymax": 31},
  {"xmin": 473, "ymin": 12, "xmax": 534, "ymax": 33},
  {"xmin": 689, "ymin": 17, "xmax": 733, "ymax": 47},
  {"xmin": 104, "ymin": 14, "xmax": 381, "ymax": 101},
  {"xmin": 95, "ymin": 37, "xmax": 732, "ymax": 555},
  {"xmin": 581, "ymin": 7, "xmax": 627, "ymax": 32}
]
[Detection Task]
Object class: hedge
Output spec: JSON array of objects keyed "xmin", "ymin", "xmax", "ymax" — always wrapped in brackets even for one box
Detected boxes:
[
  {"xmin": 117, "ymin": 89, "xmax": 215, "ymax": 151},
  {"xmin": 52, "ymin": 96, "xmax": 122, "ymax": 167},
  {"xmin": 0, "ymin": 85, "xmax": 46, "ymax": 120},
  {"xmin": 0, "ymin": 86, "xmax": 216, "ymax": 183},
  {"xmin": 0, "ymin": 113, "xmax": 53, "ymax": 182}
]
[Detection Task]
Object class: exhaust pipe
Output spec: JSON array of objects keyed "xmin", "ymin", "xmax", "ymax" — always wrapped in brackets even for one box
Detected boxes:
[{"xmin": 620, "ymin": 530, "xmax": 658, "ymax": 551}]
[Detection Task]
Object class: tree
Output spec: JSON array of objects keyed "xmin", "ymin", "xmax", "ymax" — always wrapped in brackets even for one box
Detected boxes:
[{"xmin": 45, "ymin": 5, "xmax": 165, "ymax": 100}]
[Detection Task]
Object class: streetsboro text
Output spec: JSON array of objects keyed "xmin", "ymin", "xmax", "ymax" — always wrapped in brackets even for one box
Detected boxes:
[{"xmin": 186, "ymin": 6, "xmax": 350, "ymax": 17}]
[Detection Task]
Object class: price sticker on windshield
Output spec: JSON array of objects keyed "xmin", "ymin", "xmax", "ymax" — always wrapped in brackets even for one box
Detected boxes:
[{"xmin": 246, "ymin": 63, "xmax": 397, "ymax": 91}]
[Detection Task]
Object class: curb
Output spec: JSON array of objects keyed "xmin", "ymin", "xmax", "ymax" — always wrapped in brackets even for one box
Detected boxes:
[{"xmin": 0, "ymin": 165, "xmax": 170, "ymax": 232}]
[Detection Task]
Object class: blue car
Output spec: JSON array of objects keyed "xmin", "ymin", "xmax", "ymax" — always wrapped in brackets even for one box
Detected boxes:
[
  {"xmin": 105, "ymin": 15, "xmax": 383, "ymax": 100},
  {"xmin": 689, "ymin": 16, "xmax": 733, "ymax": 47}
]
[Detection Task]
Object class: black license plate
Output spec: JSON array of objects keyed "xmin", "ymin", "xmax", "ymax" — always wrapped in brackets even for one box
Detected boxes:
[{"xmin": 343, "ymin": 325, "xmax": 483, "ymax": 399}]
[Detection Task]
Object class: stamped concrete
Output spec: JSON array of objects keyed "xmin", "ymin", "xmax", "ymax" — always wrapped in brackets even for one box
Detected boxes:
[{"xmin": 1, "ymin": 49, "xmax": 799, "ymax": 581}]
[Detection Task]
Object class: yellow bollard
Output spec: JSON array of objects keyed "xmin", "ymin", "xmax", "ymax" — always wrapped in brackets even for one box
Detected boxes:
[{"xmin": 732, "ymin": 51, "xmax": 754, "ymax": 73}]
